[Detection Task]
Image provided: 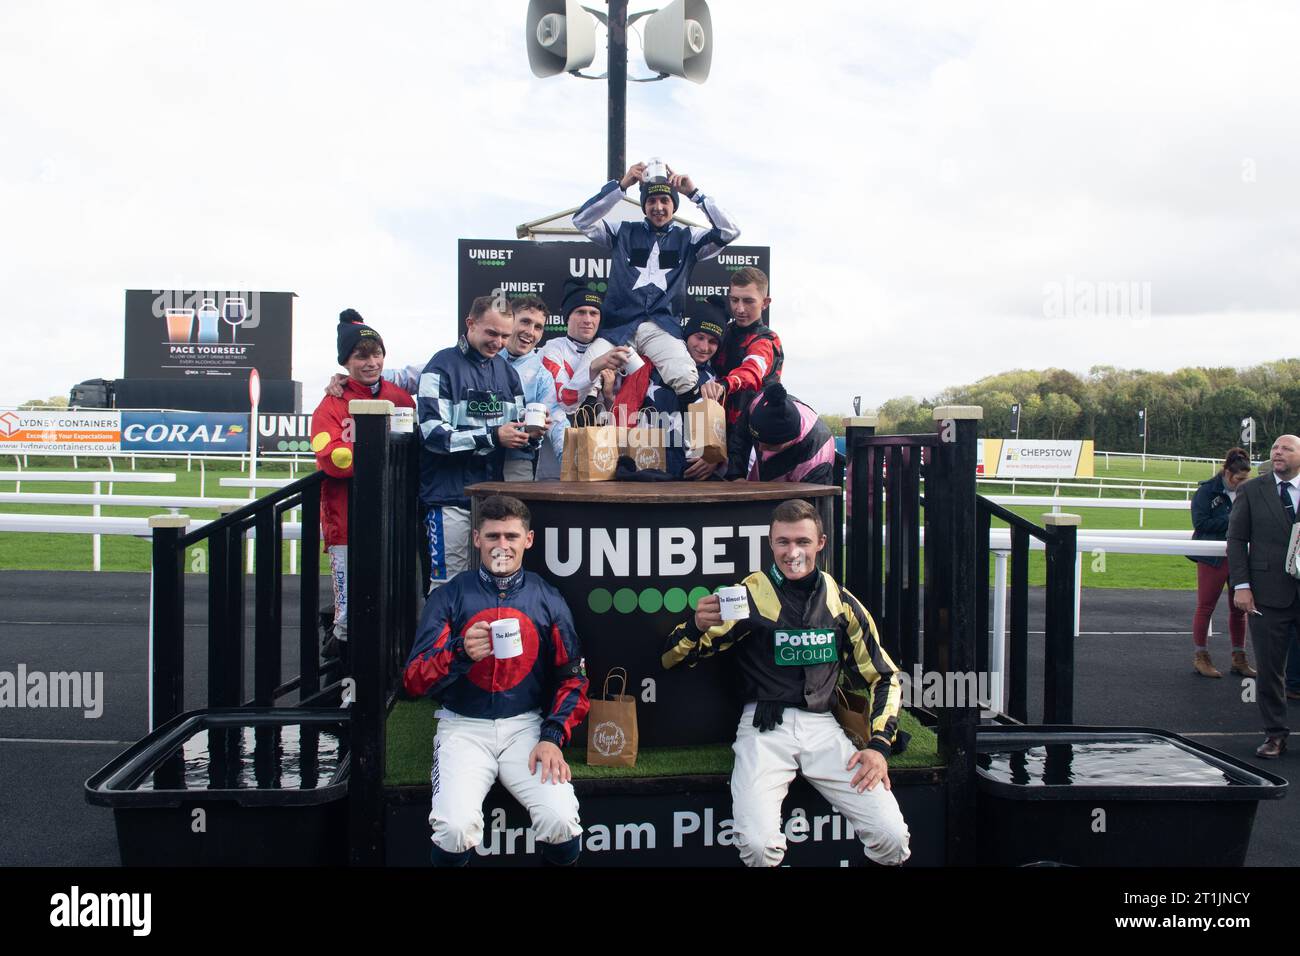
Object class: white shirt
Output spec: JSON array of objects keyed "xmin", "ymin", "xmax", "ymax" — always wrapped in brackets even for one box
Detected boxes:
[{"xmin": 1275, "ymin": 472, "xmax": 1300, "ymax": 515}]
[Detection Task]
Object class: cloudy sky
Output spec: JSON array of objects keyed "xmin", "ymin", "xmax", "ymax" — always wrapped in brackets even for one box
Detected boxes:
[{"xmin": 2, "ymin": 0, "xmax": 1296, "ymax": 413}]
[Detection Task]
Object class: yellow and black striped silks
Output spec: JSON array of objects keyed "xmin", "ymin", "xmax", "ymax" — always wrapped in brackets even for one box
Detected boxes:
[{"xmin": 661, "ymin": 570, "xmax": 901, "ymax": 751}]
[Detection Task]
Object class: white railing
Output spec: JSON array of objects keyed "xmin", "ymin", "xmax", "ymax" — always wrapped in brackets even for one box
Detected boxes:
[
  {"xmin": 984, "ymin": 493, "xmax": 1192, "ymax": 527},
  {"xmin": 0, "ymin": 471, "xmax": 178, "ymax": 570},
  {"xmin": 0, "ymin": 511, "xmax": 305, "ymax": 572},
  {"xmin": 1095, "ymin": 449, "xmax": 1254, "ymax": 476}
]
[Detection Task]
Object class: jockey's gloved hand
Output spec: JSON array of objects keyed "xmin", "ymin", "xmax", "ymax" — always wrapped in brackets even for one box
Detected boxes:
[{"xmin": 753, "ymin": 700, "xmax": 785, "ymax": 733}]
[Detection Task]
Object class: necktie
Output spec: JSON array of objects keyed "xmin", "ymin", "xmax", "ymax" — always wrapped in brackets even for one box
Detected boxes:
[{"xmin": 1281, "ymin": 480, "xmax": 1297, "ymax": 523}]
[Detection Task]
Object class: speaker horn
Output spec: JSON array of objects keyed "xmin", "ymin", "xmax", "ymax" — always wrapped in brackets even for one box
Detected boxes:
[
  {"xmin": 525, "ymin": 0, "xmax": 597, "ymax": 78},
  {"xmin": 643, "ymin": 0, "xmax": 712, "ymax": 83}
]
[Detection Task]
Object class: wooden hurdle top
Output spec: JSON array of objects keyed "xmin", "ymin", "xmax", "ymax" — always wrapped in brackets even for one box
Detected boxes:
[{"xmin": 466, "ymin": 481, "xmax": 838, "ymax": 504}]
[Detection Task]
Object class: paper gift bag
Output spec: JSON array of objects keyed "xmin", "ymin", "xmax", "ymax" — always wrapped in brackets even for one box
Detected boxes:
[
  {"xmin": 832, "ymin": 686, "xmax": 872, "ymax": 750},
  {"xmin": 621, "ymin": 411, "xmax": 668, "ymax": 472},
  {"xmin": 686, "ymin": 398, "xmax": 728, "ymax": 465},
  {"xmin": 586, "ymin": 667, "xmax": 638, "ymax": 768},
  {"xmin": 562, "ymin": 408, "xmax": 619, "ymax": 482},
  {"xmin": 833, "ymin": 686, "xmax": 910, "ymax": 755}
]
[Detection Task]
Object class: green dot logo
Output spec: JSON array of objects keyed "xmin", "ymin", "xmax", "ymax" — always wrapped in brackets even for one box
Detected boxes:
[
  {"xmin": 588, "ymin": 588, "xmax": 613, "ymax": 613},
  {"xmin": 687, "ymin": 586, "xmax": 711, "ymax": 610},
  {"xmin": 662, "ymin": 588, "xmax": 688, "ymax": 613},
  {"xmin": 638, "ymin": 588, "xmax": 664, "ymax": 613},
  {"xmin": 277, "ymin": 440, "xmax": 289, "ymax": 451},
  {"xmin": 613, "ymin": 588, "xmax": 639, "ymax": 614}
]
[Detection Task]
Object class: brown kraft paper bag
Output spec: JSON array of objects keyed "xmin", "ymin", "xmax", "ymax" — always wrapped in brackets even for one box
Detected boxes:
[
  {"xmin": 832, "ymin": 686, "xmax": 872, "ymax": 750},
  {"xmin": 686, "ymin": 398, "xmax": 728, "ymax": 466},
  {"xmin": 621, "ymin": 411, "xmax": 669, "ymax": 472},
  {"xmin": 586, "ymin": 667, "xmax": 639, "ymax": 768},
  {"xmin": 561, "ymin": 407, "xmax": 619, "ymax": 482}
]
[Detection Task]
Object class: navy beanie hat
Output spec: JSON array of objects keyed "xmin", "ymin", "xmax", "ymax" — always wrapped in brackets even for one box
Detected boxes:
[
  {"xmin": 337, "ymin": 308, "xmax": 384, "ymax": 365},
  {"xmin": 681, "ymin": 299, "xmax": 726, "ymax": 344},
  {"xmin": 748, "ymin": 383, "xmax": 802, "ymax": 445},
  {"xmin": 562, "ymin": 280, "xmax": 605, "ymax": 321},
  {"xmin": 640, "ymin": 179, "xmax": 680, "ymax": 212}
]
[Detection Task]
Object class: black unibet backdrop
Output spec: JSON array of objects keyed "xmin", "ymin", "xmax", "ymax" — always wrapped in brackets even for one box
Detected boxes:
[
  {"xmin": 124, "ymin": 289, "xmax": 294, "ymax": 381},
  {"xmin": 456, "ymin": 240, "xmax": 770, "ymax": 337},
  {"xmin": 518, "ymin": 495, "xmax": 827, "ymax": 748}
]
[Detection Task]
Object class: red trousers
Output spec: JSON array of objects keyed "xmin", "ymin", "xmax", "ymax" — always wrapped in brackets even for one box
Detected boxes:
[{"xmin": 1193, "ymin": 560, "xmax": 1246, "ymax": 649}]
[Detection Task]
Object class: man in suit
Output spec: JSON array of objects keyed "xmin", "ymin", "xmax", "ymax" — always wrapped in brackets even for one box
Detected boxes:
[{"xmin": 1228, "ymin": 434, "xmax": 1300, "ymax": 758}]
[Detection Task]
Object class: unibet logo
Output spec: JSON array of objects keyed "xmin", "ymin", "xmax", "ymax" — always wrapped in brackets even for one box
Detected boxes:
[{"xmin": 546, "ymin": 525, "xmax": 768, "ymax": 578}]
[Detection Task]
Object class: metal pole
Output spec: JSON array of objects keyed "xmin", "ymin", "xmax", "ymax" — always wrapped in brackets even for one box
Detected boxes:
[
  {"xmin": 148, "ymin": 514, "xmax": 190, "ymax": 730},
  {"xmin": 1043, "ymin": 513, "xmax": 1080, "ymax": 724},
  {"xmin": 991, "ymin": 550, "xmax": 1008, "ymax": 712},
  {"xmin": 607, "ymin": 0, "xmax": 628, "ymax": 182}
]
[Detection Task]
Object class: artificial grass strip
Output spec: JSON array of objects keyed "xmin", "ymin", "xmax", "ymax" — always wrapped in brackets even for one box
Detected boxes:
[{"xmin": 384, "ymin": 697, "xmax": 940, "ymax": 787}]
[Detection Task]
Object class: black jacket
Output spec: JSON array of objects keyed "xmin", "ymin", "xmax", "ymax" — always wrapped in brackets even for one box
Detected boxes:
[
  {"xmin": 1189, "ymin": 472, "xmax": 1234, "ymax": 567},
  {"xmin": 661, "ymin": 566, "xmax": 901, "ymax": 757}
]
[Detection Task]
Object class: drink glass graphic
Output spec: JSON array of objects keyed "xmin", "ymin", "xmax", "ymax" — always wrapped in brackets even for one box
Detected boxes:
[
  {"xmin": 196, "ymin": 298, "xmax": 221, "ymax": 343},
  {"xmin": 222, "ymin": 298, "xmax": 248, "ymax": 342},
  {"xmin": 165, "ymin": 308, "xmax": 195, "ymax": 343}
]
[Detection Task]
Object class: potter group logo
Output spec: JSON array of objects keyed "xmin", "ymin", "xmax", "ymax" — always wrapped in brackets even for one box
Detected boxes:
[
  {"xmin": 592, "ymin": 721, "xmax": 627, "ymax": 757},
  {"xmin": 0, "ymin": 412, "xmax": 18, "ymax": 437}
]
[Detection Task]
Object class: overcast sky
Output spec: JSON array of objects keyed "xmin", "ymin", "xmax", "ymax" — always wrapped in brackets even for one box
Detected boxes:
[{"xmin": 2, "ymin": 0, "xmax": 1296, "ymax": 413}]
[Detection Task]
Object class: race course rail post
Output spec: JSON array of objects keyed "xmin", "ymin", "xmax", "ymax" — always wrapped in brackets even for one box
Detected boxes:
[
  {"xmin": 148, "ymin": 514, "xmax": 190, "ymax": 730},
  {"xmin": 208, "ymin": 502, "xmax": 245, "ymax": 707},
  {"xmin": 1043, "ymin": 513, "xmax": 1081, "ymax": 724},
  {"xmin": 843, "ymin": 414, "xmax": 878, "ymax": 613},
  {"xmin": 346, "ymin": 399, "xmax": 393, "ymax": 866},
  {"xmin": 928, "ymin": 405, "xmax": 981, "ymax": 867}
]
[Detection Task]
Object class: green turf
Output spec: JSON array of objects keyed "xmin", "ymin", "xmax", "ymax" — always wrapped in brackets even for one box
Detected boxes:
[{"xmin": 383, "ymin": 697, "xmax": 941, "ymax": 787}]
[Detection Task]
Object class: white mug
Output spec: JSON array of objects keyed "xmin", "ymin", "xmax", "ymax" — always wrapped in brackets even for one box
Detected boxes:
[
  {"xmin": 718, "ymin": 585, "xmax": 750, "ymax": 621},
  {"xmin": 390, "ymin": 407, "xmax": 414, "ymax": 434},
  {"xmin": 490, "ymin": 619, "xmax": 523, "ymax": 659},
  {"xmin": 643, "ymin": 157, "xmax": 669, "ymax": 184},
  {"xmin": 617, "ymin": 349, "xmax": 645, "ymax": 377},
  {"xmin": 524, "ymin": 403, "xmax": 548, "ymax": 431}
]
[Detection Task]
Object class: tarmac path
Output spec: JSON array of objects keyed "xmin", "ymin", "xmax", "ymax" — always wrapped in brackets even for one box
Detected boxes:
[{"xmin": 0, "ymin": 571, "xmax": 1293, "ymax": 866}]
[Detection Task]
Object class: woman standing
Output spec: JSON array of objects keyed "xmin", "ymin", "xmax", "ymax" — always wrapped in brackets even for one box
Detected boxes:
[{"xmin": 1189, "ymin": 447, "xmax": 1255, "ymax": 678}]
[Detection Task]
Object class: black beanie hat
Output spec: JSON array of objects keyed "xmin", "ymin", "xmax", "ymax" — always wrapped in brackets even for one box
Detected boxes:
[
  {"xmin": 640, "ymin": 179, "xmax": 680, "ymax": 213},
  {"xmin": 336, "ymin": 308, "xmax": 384, "ymax": 365},
  {"xmin": 748, "ymin": 383, "xmax": 802, "ymax": 445},
  {"xmin": 561, "ymin": 279, "xmax": 605, "ymax": 321},
  {"xmin": 681, "ymin": 299, "xmax": 726, "ymax": 344}
]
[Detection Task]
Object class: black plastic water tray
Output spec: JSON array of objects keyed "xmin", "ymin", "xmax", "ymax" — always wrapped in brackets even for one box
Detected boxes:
[
  {"xmin": 976, "ymin": 725, "xmax": 1287, "ymax": 867},
  {"xmin": 85, "ymin": 708, "xmax": 350, "ymax": 867}
]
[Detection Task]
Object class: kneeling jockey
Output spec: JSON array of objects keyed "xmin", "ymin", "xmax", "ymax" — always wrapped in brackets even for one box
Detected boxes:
[
  {"xmin": 404, "ymin": 494, "xmax": 590, "ymax": 866},
  {"xmin": 662, "ymin": 498, "xmax": 911, "ymax": 867}
]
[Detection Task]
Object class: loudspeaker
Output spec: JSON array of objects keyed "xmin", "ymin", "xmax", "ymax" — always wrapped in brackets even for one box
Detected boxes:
[
  {"xmin": 643, "ymin": 0, "xmax": 712, "ymax": 83},
  {"xmin": 525, "ymin": 0, "xmax": 597, "ymax": 78}
]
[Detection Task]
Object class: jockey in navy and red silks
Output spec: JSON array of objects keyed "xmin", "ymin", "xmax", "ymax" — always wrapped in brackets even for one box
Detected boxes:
[
  {"xmin": 402, "ymin": 495, "xmax": 590, "ymax": 867},
  {"xmin": 571, "ymin": 162, "xmax": 740, "ymax": 398}
]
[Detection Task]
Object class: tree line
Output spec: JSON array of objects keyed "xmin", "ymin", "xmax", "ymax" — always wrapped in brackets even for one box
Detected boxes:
[{"xmin": 858, "ymin": 360, "xmax": 1300, "ymax": 457}]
